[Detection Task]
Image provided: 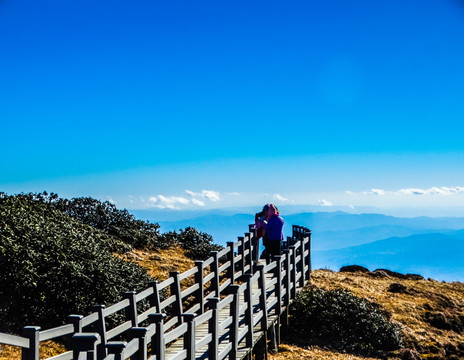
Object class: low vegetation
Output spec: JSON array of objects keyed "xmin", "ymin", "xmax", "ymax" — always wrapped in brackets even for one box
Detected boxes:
[
  {"xmin": 277, "ymin": 268, "xmax": 464, "ymax": 360},
  {"xmin": 289, "ymin": 287, "xmax": 403, "ymax": 354},
  {"xmin": 0, "ymin": 192, "xmax": 222, "ymax": 334},
  {"xmin": 0, "ymin": 193, "xmax": 151, "ymax": 331}
]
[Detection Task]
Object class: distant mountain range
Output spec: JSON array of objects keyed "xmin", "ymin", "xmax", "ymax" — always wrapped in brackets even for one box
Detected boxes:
[
  {"xmin": 131, "ymin": 208, "xmax": 464, "ymax": 282},
  {"xmin": 314, "ymin": 230, "xmax": 464, "ymax": 282}
]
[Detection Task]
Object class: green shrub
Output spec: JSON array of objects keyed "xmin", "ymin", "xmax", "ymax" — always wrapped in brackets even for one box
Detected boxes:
[
  {"xmin": 0, "ymin": 192, "xmax": 223, "ymax": 332},
  {"xmin": 0, "ymin": 193, "xmax": 151, "ymax": 331},
  {"xmin": 53, "ymin": 195, "xmax": 163, "ymax": 249},
  {"xmin": 17, "ymin": 192, "xmax": 222, "ymax": 256},
  {"xmin": 160, "ymin": 227, "xmax": 223, "ymax": 260},
  {"xmin": 289, "ymin": 287, "xmax": 404, "ymax": 353}
]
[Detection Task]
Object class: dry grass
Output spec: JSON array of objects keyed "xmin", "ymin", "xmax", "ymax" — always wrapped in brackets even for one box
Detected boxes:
[
  {"xmin": 0, "ymin": 341, "xmax": 66, "ymax": 360},
  {"xmin": 311, "ymin": 270, "xmax": 464, "ymax": 347},
  {"xmin": 116, "ymin": 246, "xmax": 195, "ymax": 281},
  {"xmin": 0, "ymin": 247, "xmax": 194, "ymax": 360},
  {"xmin": 3, "ymin": 251, "xmax": 463, "ymax": 360},
  {"xmin": 269, "ymin": 344, "xmax": 395, "ymax": 360},
  {"xmin": 279, "ymin": 269, "xmax": 464, "ymax": 359}
]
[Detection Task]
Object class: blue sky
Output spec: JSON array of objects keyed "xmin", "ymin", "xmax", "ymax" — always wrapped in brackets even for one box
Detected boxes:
[{"xmin": 2, "ymin": 0, "xmax": 464, "ymax": 214}]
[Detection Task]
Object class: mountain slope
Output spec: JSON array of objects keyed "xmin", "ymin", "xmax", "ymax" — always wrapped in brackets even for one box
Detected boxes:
[{"xmin": 271, "ymin": 269, "xmax": 464, "ymax": 360}]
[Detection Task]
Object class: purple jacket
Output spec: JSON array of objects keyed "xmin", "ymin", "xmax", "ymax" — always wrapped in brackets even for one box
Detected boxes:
[{"xmin": 265, "ymin": 215, "xmax": 284, "ymax": 241}]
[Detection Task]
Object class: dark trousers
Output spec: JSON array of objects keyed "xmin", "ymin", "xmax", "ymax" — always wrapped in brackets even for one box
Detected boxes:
[{"xmin": 264, "ymin": 239, "xmax": 281, "ymax": 264}]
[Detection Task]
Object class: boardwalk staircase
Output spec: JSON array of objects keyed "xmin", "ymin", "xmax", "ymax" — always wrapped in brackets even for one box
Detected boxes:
[{"xmin": 0, "ymin": 225, "xmax": 311, "ymax": 360}]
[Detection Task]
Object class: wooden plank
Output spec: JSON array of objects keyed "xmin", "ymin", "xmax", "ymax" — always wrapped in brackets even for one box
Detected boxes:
[
  {"xmin": 39, "ymin": 324, "xmax": 74, "ymax": 341},
  {"xmin": 178, "ymin": 266, "xmax": 198, "ymax": 281},
  {"xmin": 46, "ymin": 351, "xmax": 73, "ymax": 360},
  {"xmin": 0, "ymin": 333, "xmax": 29, "ymax": 348}
]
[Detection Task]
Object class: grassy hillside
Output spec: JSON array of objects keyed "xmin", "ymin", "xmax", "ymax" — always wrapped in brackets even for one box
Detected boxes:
[
  {"xmin": 0, "ymin": 246, "xmax": 194, "ymax": 360},
  {"xmin": 2, "ymin": 257, "xmax": 463, "ymax": 359},
  {"xmin": 0, "ymin": 192, "xmax": 219, "ymax": 359},
  {"xmin": 272, "ymin": 269, "xmax": 464, "ymax": 360}
]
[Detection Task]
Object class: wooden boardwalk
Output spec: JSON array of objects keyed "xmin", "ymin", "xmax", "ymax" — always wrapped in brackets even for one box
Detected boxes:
[
  {"xmin": 0, "ymin": 225, "xmax": 311, "ymax": 360},
  {"xmin": 164, "ymin": 262, "xmax": 281, "ymax": 360}
]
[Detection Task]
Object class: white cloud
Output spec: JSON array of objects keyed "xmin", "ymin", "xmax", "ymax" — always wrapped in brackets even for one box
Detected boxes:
[
  {"xmin": 318, "ymin": 199, "xmax": 333, "ymax": 206},
  {"xmin": 397, "ymin": 188, "xmax": 426, "ymax": 195},
  {"xmin": 352, "ymin": 186, "xmax": 464, "ymax": 198},
  {"xmin": 442, "ymin": 186, "xmax": 464, "ymax": 194},
  {"xmin": 149, "ymin": 195, "xmax": 190, "ymax": 209},
  {"xmin": 396, "ymin": 186, "xmax": 464, "ymax": 196},
  {"xmin": 367, "ymin": 188, "xmax": 387, "ymax": 196},
  {"xmin": 273, "ymin": 194, "xmax": 289, "ymax": 202},
  {"xmin": 191, "ymin": 198, "xmax": 205, "ymax": 206},
  {"xmin": 185, "ymin": 190, "xmax": 196, "ymax": 197},
  {"xmin": 185, "ymin": 189, "xmax": 221, "ymax": 202},
  {"xmin": 202, "ymin": 190, "xmax": 221, "ymax": 202},
  {"xmin": 226, "ymin": 192, "xmax": 241, "ymax": 196}
]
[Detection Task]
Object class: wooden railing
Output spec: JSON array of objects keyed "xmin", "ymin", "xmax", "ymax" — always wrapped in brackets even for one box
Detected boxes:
[{"xmin": 0, "ymin": 225, "xmax": 311, "ymax": 360}]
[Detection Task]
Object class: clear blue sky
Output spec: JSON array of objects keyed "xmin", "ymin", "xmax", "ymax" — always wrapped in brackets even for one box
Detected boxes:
[{"xmin": 2, "ymin": 0, "xmax": 464, "ymax": 213}]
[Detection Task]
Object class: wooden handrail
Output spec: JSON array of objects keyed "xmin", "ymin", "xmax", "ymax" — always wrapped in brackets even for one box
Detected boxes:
[{"xmin": 1, "ymin": 224, "xmax": 311, "ymax": 360}]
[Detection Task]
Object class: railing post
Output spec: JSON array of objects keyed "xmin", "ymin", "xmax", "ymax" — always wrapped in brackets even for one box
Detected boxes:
[
  {"xmin": 194, "ymin": 261, "xmax": 205, "ymax": 314},
  {"xmin": 299, "ymin": 237, "xmax": 306, "ymax": 288},
  {"xmin": 249, "ymin": 226, "xmax": 259, "ymax": 272},
  {"xmin": 257, "ymin": 265, "xmax": 269, "ymax": 359},
  {"xmin": 245, "ymin": 233, "xmax": 253, "ymax": 273},
  {"xmin": 68, "ymin": 315, "xmax": 83, "ymax": 333},
  {"xmin": 211, "ymin": 251, "xmax": 220, "ymax": 297},
  {"xmin": 148, "ymin": 313, "xmax": 166, "ymax": 359},
  {"xmin": 243, "ymin": 273, "xmax": 254, "ymax": 348},
  {"xmin": 282, "ymin": 249, "xmax": 291, "ymax": 308},
  {"xmin": 148, "ymin": 281, "xmax": 161, "ymax": 313},
  {"xmin": 274, "ymin": 255, "xmax": 282, "ymax": 345},
  {"xmin": 67, "ymin": 314, "xmax": 83, "ymax": 349},
  {"xmin": 229, "ymin": 284, "xmax": 240, "ymax": 360},
  {"xmin": 227, "ymin": 241, "xmax": 236, "ymax": 285},
  {"xmin": 106, "ymin": 342, "xmax": 127, "ymax": 360},
  {"xmin": 207, "ymin": 297, "xmax": 220, "ymax": 360},
  {"xmin": 170, "ymin": 271, "xmax": 183, "ymax": 325},
  {"xmin": 257, "ymin": 265, "xmax": 268, "ymax": 332},
  {"xmin": 92, "ymin": 304, "xmax": 107, "ymax": 359},
  {"xmin": 182, "ymin": 313, "xmax": 196, "ymax": 360},
  {"xmin": 129, "ymin": 327, "xmax": 148, "ymax": 360},
  {"xmin": 305, "ymin": 230, "xmax": 312, "ymax": 280},
  {"xmin": 238, "ymin": 236, "xmax": 245, "ymax": 276},
  {"xmin": 124, "ymin": 291, "xmax": 138, "ymax": 327},
  {"xmin": 22, "ymin": 326, "xmax": 40, "ymax": 360},
  {"xmin": 72, "ymin": 333, "xmax": 100, "ymax": 360},
  {"xmin": 289, "ymin": 245, "xmax": 297, "ymax": 299},
  {"xmin": 282, "ymin": 249, "xmax": 291, "ymax": 336}
]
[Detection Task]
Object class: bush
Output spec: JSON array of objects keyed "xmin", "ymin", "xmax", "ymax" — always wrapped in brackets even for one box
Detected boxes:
[
  {"xmin": 160, "ymin": 227, "xmax": 223, "ymax": 260},
  {"xmin": 0, "ymin": 193, "xmax": 151, "ymax": 331},
  {"xmin": 53, "ymin": 196, "xmax": 163, "ymax": 249},
  {"xmin": 0, "ymin": 192, "xmax": 224, "ymax": 331},
  {"xmin": 17, "ymin": 192, "xmax": 222, "ymax": 256},
  {"xmin": 289, "ymin": 287, "xmax": 404, "ymax": 353}
]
